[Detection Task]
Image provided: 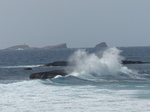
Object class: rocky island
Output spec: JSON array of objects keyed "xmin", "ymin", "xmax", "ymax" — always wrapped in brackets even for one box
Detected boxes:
[
  {"xmin": 4, "ymin": 43, "xmax": 67, "ymax": 50},
  {"xmin": 4, "ymin": 45, "xmax": 31, "ymax": 50},
  {"xmin": 3, "ymin": 42, "xmax": 108, "ymax": 50},
  {"xmin": 94, "ymin": 42, "xmax": 108, "ymax": 48}
]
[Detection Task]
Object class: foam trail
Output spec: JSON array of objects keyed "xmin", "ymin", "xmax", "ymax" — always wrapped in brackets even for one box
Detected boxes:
[
  {"xmin": 68, "ymin": 47, "xmax": 139, "ymax": 81},
  {"xmin": 0, "ymin": 65, "xmax": 41, "ymax": 68}
]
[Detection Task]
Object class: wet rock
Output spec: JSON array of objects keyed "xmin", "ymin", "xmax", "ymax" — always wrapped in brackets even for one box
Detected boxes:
[
  {"xmin": 23, "ymin": 67, "xmax": 32, "ymax": 70},
  {"xmin": 43, "ymin": 61, "xmax": 68, "ymax": 67},
  {"xmin": 122, "ymin": 60, "xmax": 150, "ymax": 64},
  {"xmin": 29, "ymin": 69, "xmax": 74, "ymax": 79},
  {"xmin": 41, "ymin": 74, "xmax": 48, "ymax": 79},
  {"xmin": 39, "ymin": 61, "xmax": 76, "ymax": 67}
]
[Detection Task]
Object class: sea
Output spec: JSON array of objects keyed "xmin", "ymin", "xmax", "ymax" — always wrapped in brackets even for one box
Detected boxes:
[{"xmin": 0, "ymin": 47, "xmax": 150, "ymax": 112}]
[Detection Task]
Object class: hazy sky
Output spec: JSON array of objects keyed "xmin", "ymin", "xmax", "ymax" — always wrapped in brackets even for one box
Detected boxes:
[{"xmin": 0, "ymin": 0, "xmax": 150, "ymax": 49}]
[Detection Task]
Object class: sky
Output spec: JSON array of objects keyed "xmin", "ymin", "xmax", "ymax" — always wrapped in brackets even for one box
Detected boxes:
[{"xmin": 0, "ymin": 0, "xmax": 150, "ymax": 49}]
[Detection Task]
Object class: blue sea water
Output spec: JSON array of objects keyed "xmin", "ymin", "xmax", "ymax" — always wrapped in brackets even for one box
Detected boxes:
[{"xmin": 0, "ymin": 47, "xmax": 150, "ymax": 112}]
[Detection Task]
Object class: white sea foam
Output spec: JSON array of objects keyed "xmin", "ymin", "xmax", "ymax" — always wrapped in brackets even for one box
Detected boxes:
[
  {"xmin": 0, "ymin": 80, "xmax": 150, "ymax": 112},
  {"xmin": 68, "ymin": 48, "xmax": 140, "ymax": 81},
  {"xmin": 0, "ymin": 65, "xmax": 41, "ymax": 68}
]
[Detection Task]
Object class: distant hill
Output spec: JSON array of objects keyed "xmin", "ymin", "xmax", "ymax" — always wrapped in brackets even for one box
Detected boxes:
[{"xmin": 4, "ymin": 43, "xmax": 67, "ymax": 50}]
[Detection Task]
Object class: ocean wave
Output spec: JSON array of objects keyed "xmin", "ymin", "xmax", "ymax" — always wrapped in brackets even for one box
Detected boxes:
[
  {"xmin": 48, "ymin": 73, "xmax": 150, "ymax": 85},
  {"xmin": 48, "ymin": 47, "xmax": 150, "ymax": 84}
]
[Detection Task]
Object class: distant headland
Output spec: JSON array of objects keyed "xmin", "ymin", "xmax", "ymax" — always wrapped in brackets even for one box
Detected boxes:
[
  {"xmin": 3, "ymin": 43, "xmax": 67, "ymax": 50},
  {"xmin": 3, "ymin": 42, "xmax": 108, "ymax": 50}
]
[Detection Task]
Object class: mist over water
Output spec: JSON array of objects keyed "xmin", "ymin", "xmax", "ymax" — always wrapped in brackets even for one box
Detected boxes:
[{"xmin": 68, "ymin": 48, "xmax": 146, "ymax": 82}]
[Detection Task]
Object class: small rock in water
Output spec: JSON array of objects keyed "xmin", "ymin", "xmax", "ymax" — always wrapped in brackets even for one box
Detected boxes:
[{"xmin": 23, "ymin": 68, "xmax": 32, "ymax": 70}]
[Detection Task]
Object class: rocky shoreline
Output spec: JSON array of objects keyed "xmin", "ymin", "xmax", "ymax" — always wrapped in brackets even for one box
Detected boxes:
[{"xmin": 29, "ymin": 60, "xmax": 150, "ymax": 79}]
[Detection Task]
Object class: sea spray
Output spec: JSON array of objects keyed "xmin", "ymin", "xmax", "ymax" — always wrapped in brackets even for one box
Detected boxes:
[{"xmin": 68, "ymin": 48, "xmax": 139, "ymax": 81}]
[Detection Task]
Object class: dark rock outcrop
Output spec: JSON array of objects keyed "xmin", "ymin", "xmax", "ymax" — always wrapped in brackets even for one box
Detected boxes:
[
  {"xmin": 94, "ymin": 42, "xmax": 108, "ymax": 48},
  {"xmin": 29, "ymin": 69, "xmax": 74, "ymax": 79},
  {"xmin": 40, "ymin": 61, "xmax": 69, "ymax": 67},
  {"xmin": 23, "ymin": 67, "xmax": 32, "ymax": 70},
  {"xmin": 122, "ymin": 60, "xmax": 150, "ymax": 64},
  {"xmin": 39, "ymin": 61, "xmax": 77, "ymax": 67}
]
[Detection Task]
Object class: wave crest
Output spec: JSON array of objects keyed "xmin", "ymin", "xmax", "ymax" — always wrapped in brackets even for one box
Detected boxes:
[{"xmin": 68, "ymin": 47, "xmax": 143, "ymax": 82}]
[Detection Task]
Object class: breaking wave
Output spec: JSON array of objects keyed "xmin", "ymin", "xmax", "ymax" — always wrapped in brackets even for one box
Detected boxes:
[{"xmin": 59, "ymin": 47, "xmax": 149, "ymax": 83}]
